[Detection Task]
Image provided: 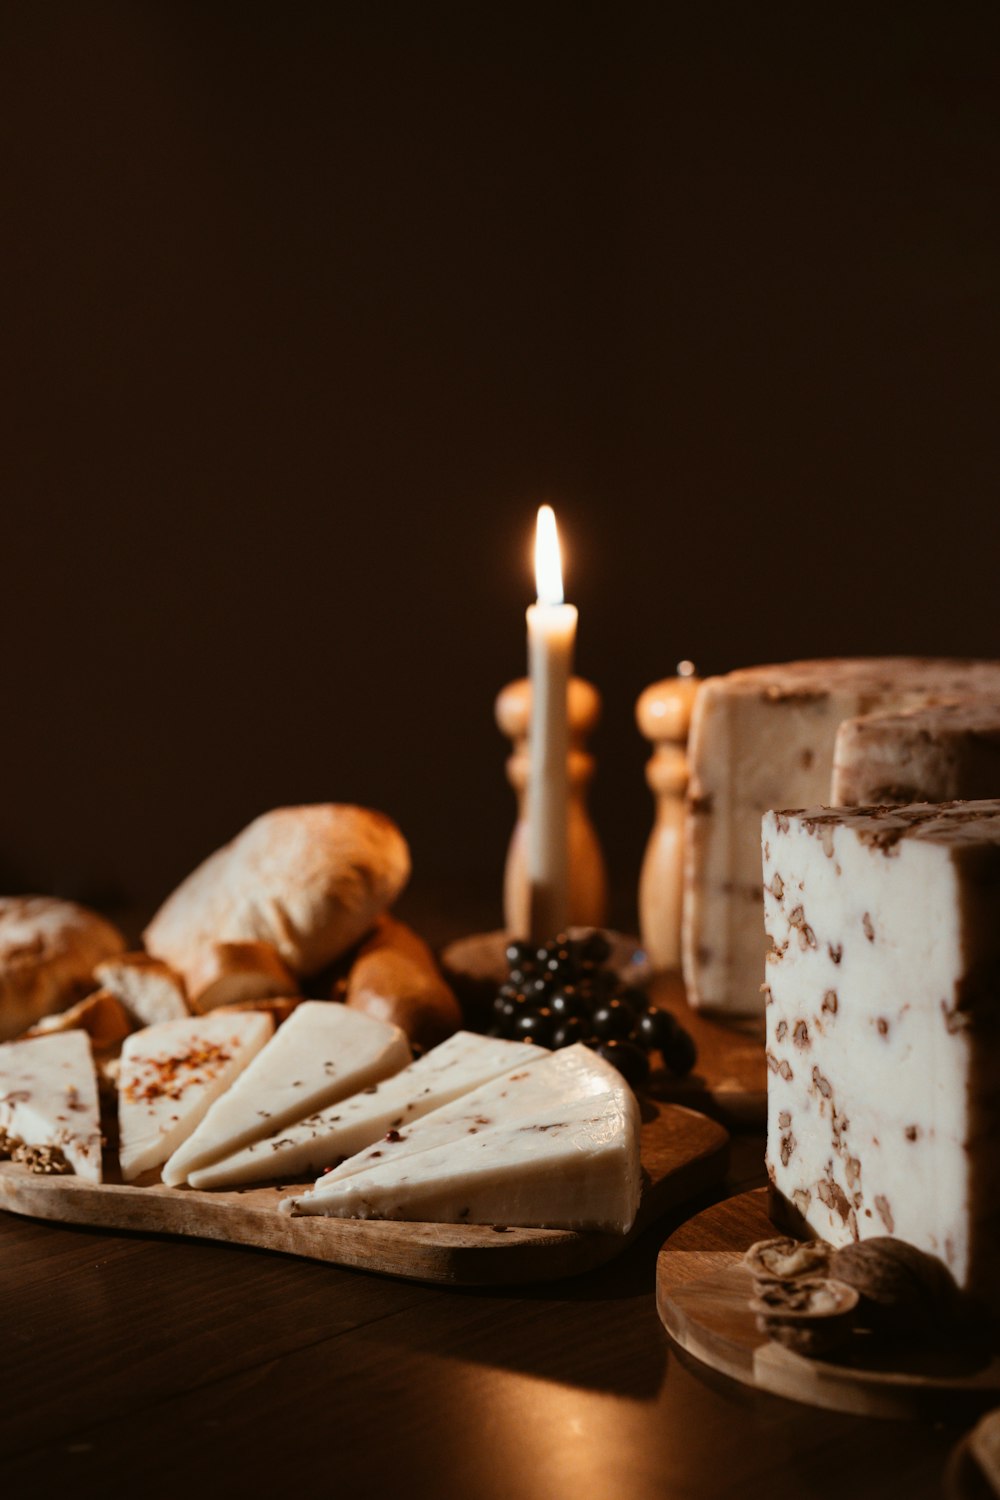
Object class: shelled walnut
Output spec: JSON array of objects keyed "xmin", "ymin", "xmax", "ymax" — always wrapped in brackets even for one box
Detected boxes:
[
  {"xmin": 749, "ymin": 1277, "xmax": 859, "ymax": 1356},
  {"xmin": 745, "ymin": 1237, "xmax": 832, "ymax": 1284},
  {"xmin": 744, "ymin": 1233, "xmax": 966, "ymax": 1356},
  {"xmin": 0, "ymin": 1127, "xmax": 72, "ymax": 1176},
  {"xmin": 828, "ymin": 1238, "xmax": 961, "ymax": 1333}
]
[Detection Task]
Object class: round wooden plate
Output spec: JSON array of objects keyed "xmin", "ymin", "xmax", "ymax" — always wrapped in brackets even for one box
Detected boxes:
[
  {"xmin": 944, "ymin": 1412, "xmax": 1000, "ymax": 1500},
  {"xmin": 656, "ymin": 1189, "xmax": 1000, "ymax": 1420},
  {"xmin": 441, "ymin": 930, "xmax": 765, "ymax": 1127},
  {"xmin": 0, "ymin": 1097, "xmax": 728, "ymax": 1287}
]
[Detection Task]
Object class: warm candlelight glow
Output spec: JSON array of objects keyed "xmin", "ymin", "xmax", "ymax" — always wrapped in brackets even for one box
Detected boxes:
[
  {"xmin": 534, "ymin": 504, "xmax": 564, "ymax": 606},
  {"xmin": 524, "ymin": 502, "xmax": 577, "ymax": 940}
]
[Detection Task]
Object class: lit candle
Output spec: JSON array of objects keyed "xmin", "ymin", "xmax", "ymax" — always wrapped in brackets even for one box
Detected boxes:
[{"xmin": 526, "ymin": 505, "xmax": 578, "ymax": 942}]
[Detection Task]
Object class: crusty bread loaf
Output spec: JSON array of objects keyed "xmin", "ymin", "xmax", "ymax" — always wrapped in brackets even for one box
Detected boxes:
[
  {"xmin": 0, "ymin": 896, "xmax": 125, "ymax": 1041},
  {"xmin": 144, "ymin": 805, "xmax": 411, "ymax": 980},
  {"xmin": 344, "ymin": 915, "xmax": 462, "ymax": 1049}
]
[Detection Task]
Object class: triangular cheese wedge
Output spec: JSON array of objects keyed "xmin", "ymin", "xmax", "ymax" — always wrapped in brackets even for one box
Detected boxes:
[
  {"xmin": 281, "ymin": 1045, "xmax": 642, "ymax": 1233},
  {"xmin": 118, "ymin": 1012, "xmax": 273, "ymax": 1182},
  {"xmin": 305, "ymin": 1042, "xmax": 610, "ymax": 1189},
  {"xmin": 0, "ymin": 1031, "xmax": 102, "ymax": 1182},
  {"xmin": 162, "ymin": 1002, "xmax": 410, "ymax": 1187},
  {"xmin": 188, "ymin": 1031, "xmax": 543, "ymax": 1190}
]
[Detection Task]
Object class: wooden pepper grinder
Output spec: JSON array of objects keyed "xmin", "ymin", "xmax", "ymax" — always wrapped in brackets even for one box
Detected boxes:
[
  {"xmin": 495, "ymin": 676, "xmax": 608, "ymax": 938},
  {"xmin": 635, "ymin": 662, "xmax": 701, "ymax": 972}
]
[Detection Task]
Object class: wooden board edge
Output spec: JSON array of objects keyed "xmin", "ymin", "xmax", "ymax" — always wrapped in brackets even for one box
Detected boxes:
[{"xmin": 0, "ymin": 1100, "xmax": 729, "ymax": 1287}]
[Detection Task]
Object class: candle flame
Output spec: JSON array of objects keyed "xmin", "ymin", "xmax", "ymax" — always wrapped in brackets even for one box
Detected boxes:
[{"xmin": 534, "ymin": 504, "xmax": 564, "ymax": 605}]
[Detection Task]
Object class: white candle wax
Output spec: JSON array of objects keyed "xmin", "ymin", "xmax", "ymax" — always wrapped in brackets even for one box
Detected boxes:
[{"xmin": 526, "ymin": 506, "xmax": 578, "ymax": 942}]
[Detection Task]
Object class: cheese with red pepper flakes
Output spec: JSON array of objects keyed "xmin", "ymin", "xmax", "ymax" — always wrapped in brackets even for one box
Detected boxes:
[
  {"xmin": 188, "ymin": 1030, "xmax": 543, "ymax": 1190},
  {"xmin": 281, "ymin": 1044, "xmax": 642, "ymax": 1233},
  {"xmin": 118, "ymin": 1012, "xmax": 273, "ymax": 1182},
  {"xmin": 0, "ymin": 1030, "xmax": 102, "ymax": 1181},
  {"xmin": 162, "ymin": 1001, "xmax": 410, "ymax": 1187}
]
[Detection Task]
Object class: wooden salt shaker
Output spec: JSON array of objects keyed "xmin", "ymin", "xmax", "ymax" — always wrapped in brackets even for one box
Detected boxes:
[
  {"xmin": 635, "ymin": 663, "xmax": 701, "ymax": 972},
  {"xmin": 495, "ymin": 676, "xmax": 608, "ymax": 938}
]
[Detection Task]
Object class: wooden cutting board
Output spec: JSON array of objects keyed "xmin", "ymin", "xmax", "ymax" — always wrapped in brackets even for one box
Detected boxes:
[
  {"xmin": 656, "ymin": 1189, "xmax": 1000, "ymax": 1420},
  {"xmin": 0, "ymin": 1099, "xmax": 727, "ymax": 1287}
]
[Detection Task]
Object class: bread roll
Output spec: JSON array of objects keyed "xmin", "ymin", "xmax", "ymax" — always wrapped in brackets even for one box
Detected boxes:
[
  {"xmin": 186, "ymin": 941, "xmax": 298, "ymax": 1014},
  {"xmin": 0, "ymin": 896, "xmax": 125, "ymax": 1041},
  {"xmin": 24, "ymin": 988, "xmax": 133, "ymax": 1049},
  {"xmin": 344, "ymin": 915, "xmax": 462, "ymax": 1049},
  {"xmin": 144, "ymin": 804, "xmax": 411, "ymax": 979},
  {"xmin": 94, "ymin": 952, "xmax": 190, "ymax": 1026}
]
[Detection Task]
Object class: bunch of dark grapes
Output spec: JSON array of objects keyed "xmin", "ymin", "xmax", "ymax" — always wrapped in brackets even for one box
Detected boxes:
[{"xmin": 487, "ymin": 931, "xmax": 696, "ymax": 1090}]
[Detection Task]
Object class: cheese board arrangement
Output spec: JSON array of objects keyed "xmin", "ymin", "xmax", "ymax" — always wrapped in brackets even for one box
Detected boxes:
[
  {"xmin": 0, "ymin": 838, "xmax": 729, "ymax": 1285},
  {"xmin": 7, "ymin": 638, "xmax": 1000, "ymax": 1347}
]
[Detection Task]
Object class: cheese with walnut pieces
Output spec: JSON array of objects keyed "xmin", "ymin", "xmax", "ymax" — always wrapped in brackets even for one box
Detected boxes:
[
  {"xmin": 831, "ymin": 701, "xmax": 1000, "ymax": 807},
  {"xmin": 188, "ymin": 1030, "xmax": 544, "ymax": 1190},
  {"xmin": 762, "ymin": 800, "xmax": 1000, "ymax": 1310},
  {"xmin": 0, "ymin": 1030, "xmax": 102, "ymax": 1181},
  {"xmin": 162, "ymin": 1001, "xmax": 410, "ymax": 1187},
  {"xmin": 281, "ymin": 1044, "xmax": 642, "ymax": 1233},
  {"xmin": 684, "ymin": 658, "xmax": 1000, "ymax": 1015}
]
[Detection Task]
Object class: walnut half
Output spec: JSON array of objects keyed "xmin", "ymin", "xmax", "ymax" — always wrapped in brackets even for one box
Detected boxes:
[
  {"xmin": 749, "ymin": 1277, "xmax": 859, "ymax": 1356},
  {"xmin": 745, "ymin": 1236, "xmax": 832, "ymax": 1284}
]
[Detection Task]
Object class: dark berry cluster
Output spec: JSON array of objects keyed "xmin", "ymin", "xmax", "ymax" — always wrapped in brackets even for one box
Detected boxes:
[{"xmin": 488, "ymin": 932, "xmax": 696, "ymax": 1089}]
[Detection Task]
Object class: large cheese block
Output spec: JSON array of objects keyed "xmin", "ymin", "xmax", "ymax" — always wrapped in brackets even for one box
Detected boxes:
[
  {"xmin": 831, "ymin": 701, "xmax": 1000, "ymax": 806},
  {"xmin": 0, "ymin": 1030, "xmax": 102, "ymax": 1181},
  {"xmin": 282, "ymin": 1045, "xmax": 642, "ymax": 1233},
  {"xmin": 118, "ymin": 1012, "xmax": 273, "ymax": 1182},
  {"xmin": 761, "ymin": 800, "xmax": 1000, "ymax": 1308},
  {"xmin": 188, "ymin": 1030, "xmax": 542, "ymax": 1190},
  {"xmin": 684, "ymin": 658, "xmax": 1000, "ymax": 1015},
  {"xmin": 162, "ymin": 1002, "xmax": 410, "ymax": 1187}
]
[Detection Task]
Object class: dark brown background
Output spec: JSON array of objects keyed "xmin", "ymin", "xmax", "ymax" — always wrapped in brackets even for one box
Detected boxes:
[{"xmin": 3, "ymin": 2, "xmax": 999, "ymax": 923}]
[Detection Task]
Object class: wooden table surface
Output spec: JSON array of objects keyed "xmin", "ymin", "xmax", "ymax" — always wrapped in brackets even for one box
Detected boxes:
[{"xmin": 0, "ymin": 892, "xmax": 970, "ymax": 1499}]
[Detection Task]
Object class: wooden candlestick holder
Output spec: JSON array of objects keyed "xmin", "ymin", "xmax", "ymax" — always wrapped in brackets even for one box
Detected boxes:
[
  {"xmin": 495, "ymin": 675, "xmax": 608, "ymax": 938},
  {"xmin": 635, "ymin": 665, "xmax": 701, "ymax": 973}
]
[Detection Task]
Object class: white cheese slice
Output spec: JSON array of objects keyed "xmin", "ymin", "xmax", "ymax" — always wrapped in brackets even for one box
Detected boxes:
[
  {"xmin": 188, "ymin": 1031, "xmax": 542, "ymax": 1189},
  {"xmin": 281, "ymin": 1044, "xmax": 642, "ymax": 1233},
  {"xmin": 762, "ymin": 800, "xmax": 1000, "ymax": 1310},
  {"xmin": 162, "ymin": 1002, "xmax": 410, "ymax": 1187},
  {"xmin": 684, "ymin": 657, "xmax": 1000, "ymax": 1015},
  {"xmin": 118, "ymin": 1012, "xmax": 273, "ymax": 1182},
  {"xmin": 0, "ymin": 1030, "xmax": 102, "ymax": 1182}
]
